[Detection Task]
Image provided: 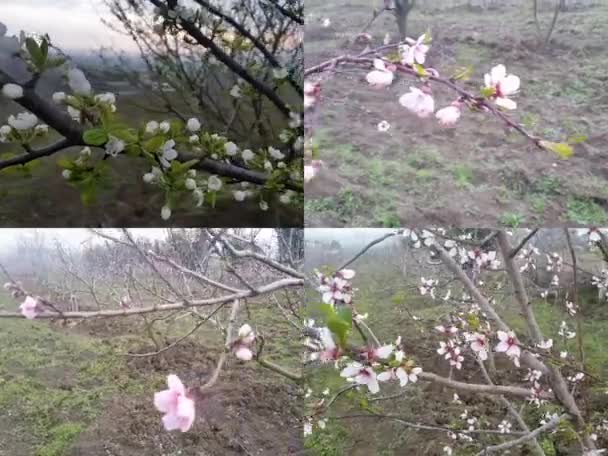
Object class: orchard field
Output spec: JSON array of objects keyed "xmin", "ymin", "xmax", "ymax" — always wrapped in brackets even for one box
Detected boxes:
[
  {"xmin": 303, "ymin": 228, "xmax": 608, "ymax": 455},
  {"xmin": 0, "ymin": 228, "xmax": 304, "ymax": 456},
  {"xmin": 304, "ymin": 1, "xmax": 608, "ymax": 227}
]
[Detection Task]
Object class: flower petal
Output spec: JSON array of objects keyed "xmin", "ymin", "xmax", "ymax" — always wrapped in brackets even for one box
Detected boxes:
[
  {"xmin": 154, "ymin": 390, "xmax": 178, "ymax": 413},
  {"xmin": 167, "ymin": 374, "xmax": 185, "ymax": 395}
]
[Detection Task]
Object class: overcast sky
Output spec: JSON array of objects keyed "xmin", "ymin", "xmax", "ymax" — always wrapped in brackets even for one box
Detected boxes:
[
  {"xmin": 0, "ymin": 229, "xmax": 167, "ymax": 254},
  {"xmin": 0, "ymin": 229, "xmax": 276, "ymax": 255},
  {"xmin": 0, "ymin": 0, "xmax": 137, "ymax": 52}
]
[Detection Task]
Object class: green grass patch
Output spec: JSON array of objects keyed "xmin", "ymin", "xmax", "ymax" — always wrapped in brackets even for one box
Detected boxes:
[{"xmin": 567, "ymin": 197, "xmax": 608, "ymax": 224}]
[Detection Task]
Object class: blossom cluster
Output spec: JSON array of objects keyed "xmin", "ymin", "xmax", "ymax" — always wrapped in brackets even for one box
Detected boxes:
[{"xmin": 0, "ymin": 21, "xmax": 303, "ymax": 220}]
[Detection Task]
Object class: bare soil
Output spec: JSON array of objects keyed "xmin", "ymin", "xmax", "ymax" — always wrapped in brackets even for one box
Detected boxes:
[{"xmin": 305, "ymin": 1, "xmax": 608, "ymax": 227}]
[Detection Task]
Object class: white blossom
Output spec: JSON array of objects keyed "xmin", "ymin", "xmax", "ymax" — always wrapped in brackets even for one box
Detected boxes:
[
  {"xmin": 8, "ymin": 112, "xmax": 37, "ymax": 130},
  {"xmin": 186, "ymin": 117, "xmax": 201, "ymax": 132},
  {"xmin": 2, "ymin": 83, "xmax": 23, "ymax": 99},
  {"xmin": 67, "ymin": 68, "xmax": 92, "ymax": 95}
]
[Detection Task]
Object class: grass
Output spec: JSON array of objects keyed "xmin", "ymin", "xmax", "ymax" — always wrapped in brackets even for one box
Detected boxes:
[
  {"xmin": 567, "ymin": 197, "xmax": 608, "ymax": 224},
  {"xmin": 452, "ymin": 164, "xmax": 475, "ymax": 189},
  {"xmin": 499, "ymin": 212, "xmax": 524, "ymax": 228},
  {"xmin": 0, "ymin": 318, "xmax": 141, "ymax": 456}
]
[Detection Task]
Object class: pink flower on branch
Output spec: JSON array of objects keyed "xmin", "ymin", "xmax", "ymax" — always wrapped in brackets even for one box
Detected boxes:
[
  {"xmin": 20, "ymin": 295, "xmax": 42, "ymax": 319},
  {"xmin": 364, "ymin": 344, "xmax": 394, "ymax": 362},
  {"xmin": 314, "ymin": 327, "xmax": 341, "ymax": 362},
  {"xmin": 318, "ymin": 269, "xmax": 355, "ymax": 306},
  {"xmin": 495, "ymin": 330, "xmax": 521, "ymax": 360},
  {"xmin": 399, "ymin": 86, "xmax": 435, "ymax": 118},
  {"xmin": 377, "ymin": 365, "xmax": 422, "ymax": 387},
  {"xmin": 154, "ymin": 374, "xmax": 196, "ymax": 432},
  {"xmin": 340, "ymin": 362, "xmax": 380, "ymax": 394},
  {"xmin": 366, "ymin": 59, "xmax": 395, "ymax": 87},
  {"xmin": 401, "ymin": 33, "xmax": 430, "ymax": 66},
  {"xmin": 435, "ymin": 104, "xmax": 461, "ymax": 127},
  {"xmin": 232, "ymin": 323, "xmax": 256, "ymax": 361},
  {"xmin": 484, "ymin": 64, "xmax": 520, "ymax": 110},
  {"xmin": 468, "ymin": 332, "xmax": 488, "ymax": 361}
]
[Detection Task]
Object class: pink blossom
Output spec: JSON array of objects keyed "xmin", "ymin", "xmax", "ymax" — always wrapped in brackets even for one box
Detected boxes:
[
  {"xmin": 316, "ymin": 327, "xmax": 341, "ymax": 362},
  {"xmin": 232, "ymin": 323, "xmax": 255, "ymax": 360},
  {"xmin": 20, "ymin": 296, "xmax": 41, "ymax": 319},
  {"xmin": 399, "ymin": 87, "xmax": 435, "ymax": 118},
  {"xmin": 435, "ymin": 105, "xmax": 461, "ymax": 126},
  {"xmin": 340, "ymin": 362, "xmax": 379, "ymax": 394},
  {"xmin": 366, "ymin": 344, "xmax": 394, "ymax": 362},
  {"xmin": 154, "ymin": 374, "xmax": 196, "ymax": 432},
  {"xmin": 437, "ymin": 340, "xmax": 464, "ymax": 369},
  {"xmin": 304, "ymin": 81, "xmax": 321, "ymax": 110},
  {"xmin": 366, "ymin": 59, "xmax": 394, "ymax": 87},
  {"xmin": 484, "ymin": 64, "xmax": 520, "ymax": 110},
  {"xmin": 495, "ymin": 330, "xmax": 521, "ymax": 358},
  {"xmin": 378, "ymin": 366, "xmax": 422, "ymax": 387},
  {"xmin": 401, "ymin": 34, "xmax": 430, "ymax": 65},
  {"xmin": 318, "ymin": 269, "xmax": 355, "ymax": 305},
  {"xmin": 304, "ymin": 160, "xmax": 323, "ymax": 183},
  {"xmin": 468, "ymin": 333, "xmax": 488, "ymax": 361},
  {"xmin": 435, "ymin": 325, "xmax": 458, "ymax": 336}
]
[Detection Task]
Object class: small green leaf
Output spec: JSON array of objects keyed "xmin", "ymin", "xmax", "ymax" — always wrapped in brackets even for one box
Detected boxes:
[
  {"xmin": 25, "ymin": 38, "xmax": 44, "ymax": 69},
  {"xmin": 46, "ymin": 57, "xmax": 66, "ymax": 69},
  {"xmin": 143, "ymin": 136, "xmax": 166, "ymax": 152},
  {"xmin": 57, "ymin": 158, "xmax": 74, "ymax": 169},
  {"xmin": 110, "ymin": 128, "xmax": 138, "ymax": 144},
  {"xmin": 327, "ymin": 314, "xmax": 350, "ymax": 347},
  {"xmin": 423, "ymin": 29, "xmax": 432, "ymax": 44},
  {"xmin": 124, "ymin": 144, "xmax": 141, "ymax": 157},
  {"xmin": 566, "ymin": 134, "xmax": 587, "ymax": 144},
  {"xmin": 413, "ymin": 63, "xmax": 428, "ymax": 77},
  {"xmin": 540, "ymin": 140, "xmax": 573, "ymax": 159},
  {"xmin": 83, "ymin": 128, "xmax": 108, "ymax": 146},
  {"xmin": 80, "ymin": 186, "xmax": 97, "ymax": 205},
  {"xmin": 180, "ymin": 159, "xmax": 200, "ymax": 170},
  {"xmin": 480, "ymin": 86, "xmax": 496, "ymax": 98},
  {"xmin": 336, "ymin": 307, "xmax": 353, "ymax": 328},
  {"xmin": 40, "ymin": 38, "xmax": 49, "ymax": 60}
]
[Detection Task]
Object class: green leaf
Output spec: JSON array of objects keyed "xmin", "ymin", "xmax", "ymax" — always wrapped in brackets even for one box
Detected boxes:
[
  {"xmin": 57, "ymin": 158, "xmax": 74, "ymax": 169},
  {"xmin": 336, "ymin": 307, "xmax": 353, "ymax": 328},
  {"xmin": 143, "ymin": 136, "xmax": 166, "ymax": 152},
  {"xmin": 124, "ymin": 144, "xmax": 141, "ymax": 157},
  {"xmin": 423, "ymin": 29, "xmax": 432, "ymax": 44},
  {"xmin": 413, "ymin": 63, "xmax": 428, "ymax": 77},
  {"xmin": 109, "ymin": 128, "xmax": 138, "ymax": 144},
  {"xmin": 170, "ymin": 119, "xmax": 183, "ymax": 136},
  {"xmin": 311, "ymin": 303, "xmax": 335, "ymax": 320},
  {"xmin": 180, "ymin": 159, "xmax": 200, "ymax": 170},
  {"xmin": 480, "ymin": 86, "xmax": 496, "ymax": 98},
  {"xmin": 327, "ymin": 314, "xmax": 350, "ymax": 347},
  {"xmin": 83, "ymin": 128, "xmax": 108, "ymax": 146},
  {"xmin": 566, "ymin": 134, "xmax": 587, "ymax": 144},
  {"xmin": 25, "ymin": 38, "xmax": 45, "ymax": 69},
  {"xmin": 45, "ymin": 57, "xmax": 66, "ymax": 69},
  {"xmin": 40, "ymin": 38, "xmax": 49, "ymax": 60},
  {"xmin": 79, "ymin": 182, "xmax": 97, "ymax": 206},
  {"xmin": 539, "ymin": 140, "xmax": 573, "ymax": 159}
]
